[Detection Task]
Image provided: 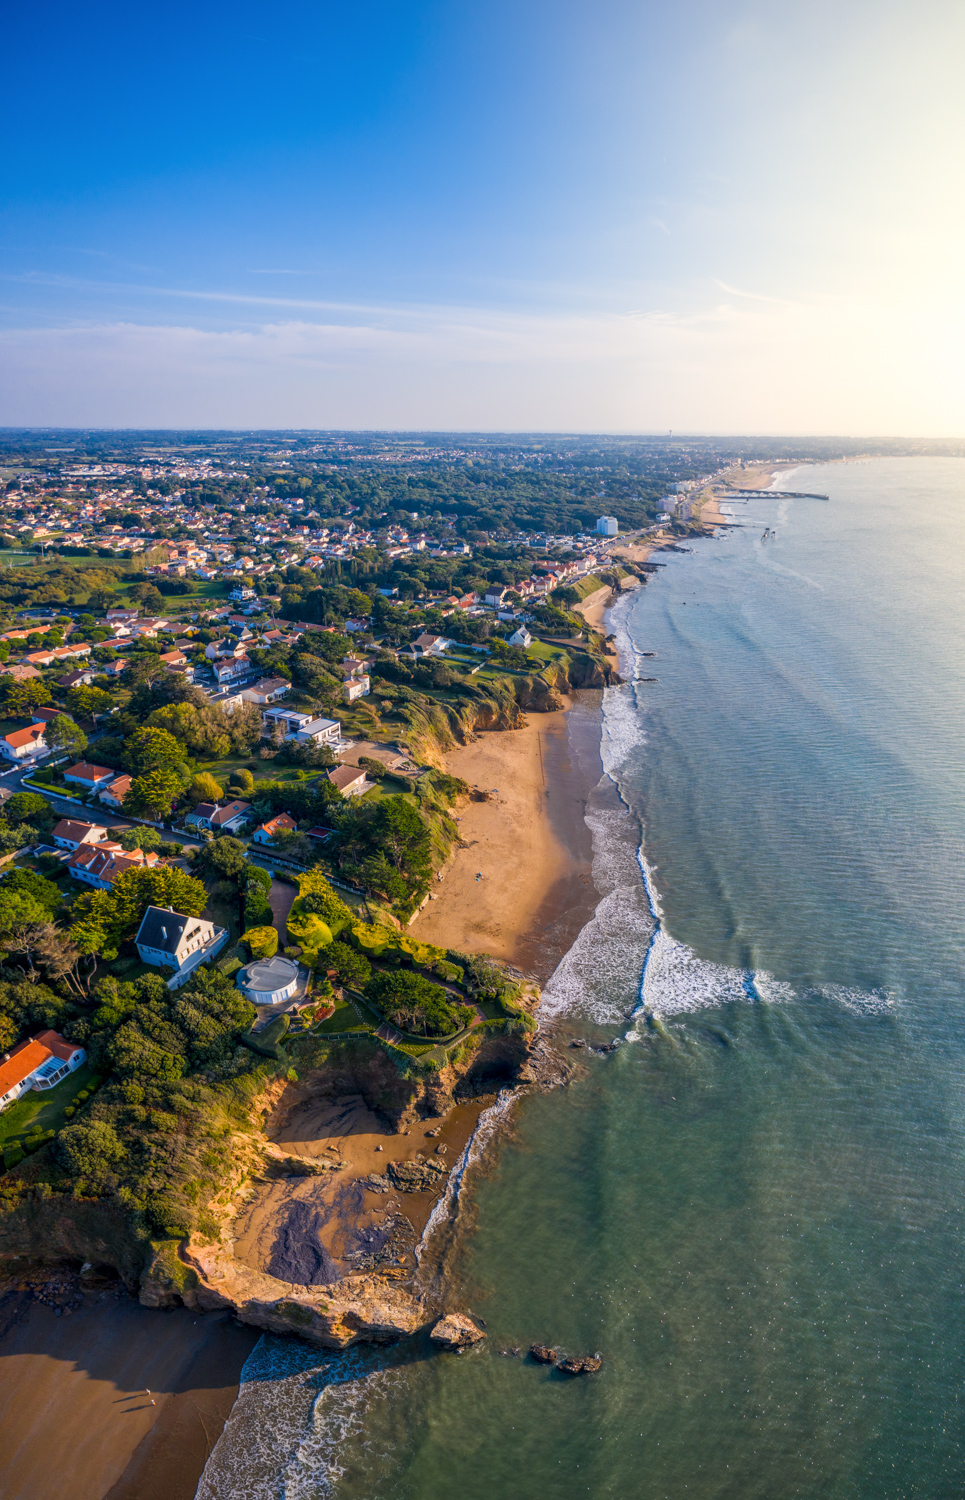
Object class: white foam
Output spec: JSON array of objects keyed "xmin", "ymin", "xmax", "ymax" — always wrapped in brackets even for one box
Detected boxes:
[
  {"xmin": 417, "ymin": 1086, "xmax": 517, "ymax": 1256},
  {"xmin": 814, "ymin": 983, "xmax": 897, "ymax": 1016},
  {"xmin": 634, "ymin": 926, "xmax": 750, "ymax": 1019},
  {"xmin": 752, "ymin": 971, "xmax": 796, "ymax": 1006}
]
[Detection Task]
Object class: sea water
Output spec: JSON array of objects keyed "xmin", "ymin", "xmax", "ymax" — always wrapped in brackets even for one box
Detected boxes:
[{"xmin": 199, "ymin": 458, "xmax": 965, "ymax": 1498}]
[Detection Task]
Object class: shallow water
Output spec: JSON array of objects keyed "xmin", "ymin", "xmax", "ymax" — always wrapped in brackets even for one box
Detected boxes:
[{"xmin": 199, "ymin": 458, "xmax": 965, "ymax": 1498}]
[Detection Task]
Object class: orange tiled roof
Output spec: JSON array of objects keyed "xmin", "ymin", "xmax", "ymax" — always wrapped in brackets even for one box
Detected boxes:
[{"xmin": 0, "ymin": 1038, "xmax": 51, "ymax": 1098}]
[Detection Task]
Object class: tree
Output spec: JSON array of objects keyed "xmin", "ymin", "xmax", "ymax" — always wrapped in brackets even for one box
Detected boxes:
[
  {"xmin": 65, "ymin": 685, "xmax": 114, "ymax": 719},
  {"xmin": 57, "ymin": 1119, "xmax": 125, "ymax": 1183},
  {"xmin": 188, "ymin": 772, "xmax": 224, "ymax": 805},
  {"xmin": 4, "ymin": 792, "xmax": 56, "ymax": 832},
  {"xmin": 2, "ymin": 680, "xmax": 50, "ymax": 716},
  {"xmin": 116, "ymin": 823, "xmax": 164, "ymax": 852},
  {"xmin": 148, "ymin": 703, "xmax": 231, "ymax": 760},
  {"xmin": 122, "ymin": 769, "xmax": 183, "ymax": 820},
  {"xmin": 45, "ymin": 713, "xmax": 88, "ymax": 756},
  {"xmin": 229, "ymin": 767, "xmax": 255, "ymax": 795},
  {"xmin": 317, "ymin": 940, "xmax": 371, "ymax": 990},
  {"xmin": 197, "ymin": 836, "xmax": 248, "ymax": 880},
  {"xmin": 127, "ymin": 725, "xmax": 183, "ymax": 774},
  {"xmin": 110, "ymin": 865, "xmax": 208, "ymax": 936},
  {"xmin": 225, "ymin": 702, "xmax": 263, "ymax": 755}
]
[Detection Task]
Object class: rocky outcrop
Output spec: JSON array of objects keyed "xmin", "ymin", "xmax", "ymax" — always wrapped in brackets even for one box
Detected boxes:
[
  {"xmin": 557, "ymin": 1353, "xmax": 603, "ymax": 1374},
  {"xmin": 530, "ymin": 1344, "xmax": 558, "ymax": 1363},
  {"xmin": 140, "ymin": 1236, "xmax": 424, "ymax": 1348},
  {"xmin": 431, "ymin": 1313, "xmax": 486, "ymax": 1349},
  {"xmin": 266, "ymin": 1028, "xmax": 535, "ymax": 1136}
]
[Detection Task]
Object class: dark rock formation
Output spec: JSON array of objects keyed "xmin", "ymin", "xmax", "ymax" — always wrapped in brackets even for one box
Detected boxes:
[
  {"xmin": 530, "ymin": 1344, "xmax": 558, "ymax": 1363},
  {"xmin": 557, "ymin": 1353, "xmax": 603, "ymax": 1374}
]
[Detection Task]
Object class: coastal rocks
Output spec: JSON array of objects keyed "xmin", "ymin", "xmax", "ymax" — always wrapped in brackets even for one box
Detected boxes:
[
  {"xmin": 142, "ymin": 1236, "xmax": 425, "ymax": 1349},
  {"xmin": 530, "ymin": 1344, "xmax": 558, "ymax": 1364},
  {"xmin": 262, "ymin": 1146, "xmax": 347, "ymax": 1178},
  {"xmin": 557, "ymin": 1354, "xmax": 603, "ymax": 1375},
  {"xmin": 431, "ymin": 1313, "xmax": 486, "ymax": 1350},
  {"xmin": 386, "ymin": 1157, "xmax": 448, "ymax": 1192}
]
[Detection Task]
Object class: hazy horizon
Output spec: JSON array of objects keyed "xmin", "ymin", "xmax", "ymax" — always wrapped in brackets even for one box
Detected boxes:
[{"xmin": 4, "ymin": 0, "xmax": 964, "ymax": 434}]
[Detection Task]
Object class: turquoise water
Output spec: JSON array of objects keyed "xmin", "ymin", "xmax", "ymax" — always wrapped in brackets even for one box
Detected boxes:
[{"xmin": 199, "ymin": 458, "xmax": 965, "ymax": 1499}]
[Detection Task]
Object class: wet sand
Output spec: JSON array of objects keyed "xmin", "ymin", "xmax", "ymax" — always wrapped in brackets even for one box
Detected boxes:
[
  {"xmin": 230, "ymin": 1092, "xmax": 494, "ymax": 1285},
  {"xmin": 0, "ymin": 1285, "xmax": 257, "ymax": 1500}
]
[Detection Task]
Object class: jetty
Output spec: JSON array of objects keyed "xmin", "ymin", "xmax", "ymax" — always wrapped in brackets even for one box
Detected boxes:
[{"xmin": 716, "ymin": 489, "xmax": 829, "ymax": 501}]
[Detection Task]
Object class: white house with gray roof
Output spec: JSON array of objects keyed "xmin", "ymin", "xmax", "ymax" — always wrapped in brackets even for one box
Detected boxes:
[{"xmin": 135, "ymin": 906, "xmax": 229, "ymax": 988}]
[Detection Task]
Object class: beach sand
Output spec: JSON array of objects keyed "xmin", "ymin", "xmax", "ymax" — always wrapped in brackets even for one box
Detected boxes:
[
  {"xmin": 0, "ymin": 1285, "xmax": 257, "ymax": 1500},
  {"xmin": 411, "ymin": 704, "xmax": 602, "ymax": 977}
]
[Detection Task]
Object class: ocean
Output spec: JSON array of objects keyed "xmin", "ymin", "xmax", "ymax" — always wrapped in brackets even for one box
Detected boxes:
[{"xmin": 198, "ymin": 457, "xmax": 965, "ymax": 1499}]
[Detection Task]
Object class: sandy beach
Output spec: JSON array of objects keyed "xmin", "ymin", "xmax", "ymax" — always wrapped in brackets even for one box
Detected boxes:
[
  {"xmin": 0, "ymin": 1283, "xmax": 257, "ymax": 1500},
  {"xmin": 411, "ymin": 704, "xmax": 602, "ymax": 977}
]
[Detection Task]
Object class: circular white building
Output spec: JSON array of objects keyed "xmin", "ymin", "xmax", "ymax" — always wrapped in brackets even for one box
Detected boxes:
[{"xmin": 238, "ymin": 956, "xmax": 299, "ymax": 1005}]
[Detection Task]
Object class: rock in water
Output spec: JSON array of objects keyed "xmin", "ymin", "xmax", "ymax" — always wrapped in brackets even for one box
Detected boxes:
[
  {"xmin": 557, "ymin": 1353, "xmax": 603, "ymax": 1374},
  {"xmin": 529, "ymin": 1344, "xmax": 558, "ymax": 1364},
  {"xmin": 431, "ymin": 1313, "xmax": 486, "ymax": 1350}
]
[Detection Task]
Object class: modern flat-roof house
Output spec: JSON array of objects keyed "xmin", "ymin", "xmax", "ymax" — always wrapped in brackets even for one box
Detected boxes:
[
  {"xmin": 0, "ymin": 723, "xmax": 46, "ymax": 763},
  {"xmin": 263, "ymin": 708, "xmax": 313, "ymax": 738},
  {"xmin": 135, "ymin": 905, "xmax": 229, "ymax": 988},
  {"xmin": 63, "ymin": 761, "xmax": 116, "ymax": 791},
  {"xmin": 97, "ymin": 774, "xmax": 133, "ymax": 810},
  {"xmin": 241, "ymin": 676, "xmax": 290, "ymax": 705},
  {"xmin": 67, "ymin": 844, "xmax": 159, "ymax": 889},
  {"xmin": 297, "ymin": 717, "xmax": 342, "ymax": 748},
  {"xmin": 237, "ymin": 955, "xmax": 299, "ymax": 1005},
  {"xmin": 52, "ymin": 818, "xmax": 111, "ymax": 852},
  {"xmin": 252, "ymin": 812, "xmax": 297, "ymax": 846},
  {"xmin": 0, "ymin": 1030, "xmax": 86, "ymax": 1113},
  {"xmin": 328, "ymin": 765, "xmax": 369, "ymax": 798},
  {"xmin": 184, "ymin": 799, "xmax": 251, "ymax": 833}
]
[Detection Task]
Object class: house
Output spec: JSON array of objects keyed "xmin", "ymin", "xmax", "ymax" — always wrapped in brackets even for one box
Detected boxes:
[
  {"xmin": 52, "ymin": 818, "xmax": 111, "ymax": 852},
  {"xmin": 184, "ymin": 799, "xmax": 251, "ymax": 833},
  {"xmin": 328, "ymin": 765, "xmax": 369, "ymax": 798},
  {"xmin": 252, "ymin": 813, "xmax": 297, "ymax": 846},
  {"xmin": 63, "ymin": 761, "xmax": 116, "ymax": 791},
  {"xmin": 263, "ymin": 707, "xmax": 313, "ymax": 739},
  {"xmin": 97, "ymin": 774, "xmax": 132, "ymax": 810},
  {"xmin": 159, "ymin": 649, "xmax": 188, "ymax": 667},
  {"xmin": 30, "ymin": 706, "xmax": 67, "ymax": 726},
  {"xmin": 135, "ymin": 905, "xmax": 229, "ymax": 988},
  {"xmin": 508, "ymin": 626, "xmax": 532, "ymax": 648},
  {"xmin": 214, "ymin": 656, "xmax": 251, "ymax": 685},
  {"xmin": 399, "ymin": 632, "xmax": 451, "ymax": 661},
  {"xmin": 230, "ymin": 585, "xmax": 255, "ymax": 602},
  {"xmin": 22, "ymin": 643, "xmax": 91, "ymax": 668},
  {"xmin": 105, "ymin": 608, "xmax": 139, "ymax": 624},
  {"xmin": 0, "ymin": 1031, "xmax": 86, "ymax": 1113},
  {"xmin": 343, "ymin": 675, "xmax": 370, "ymax": 703},
  {"xmin": 57, "ymin": 668, "xmax": 97, "ymax": 689},
  {"xmin": 67, "ymin": 843, "xmax": 158, "ymax": 889},
  {"xmin": 100, "ymin": 659, "xmax": 127, "ymax": 678},
  {"xmin": 241, "ymin": 676, "xmax": 290, "ymax": 705},
  {"xmin": 0, "ymin": 724, "xmax": 47, "ymax": 763},
  {"xmin": 205, "ymin": 638, "xmax": 248, "ymax": 661},
  {"xmin": 296, "ymin": 716, "xmax": 342, "ymax": 748},
  {"xmin": 1, "ymin": 663, "xmax": 41, "ymax": 681},
  {"xmin": 484, "ymin": 586, "xmax": 510, "ymax": 607}
]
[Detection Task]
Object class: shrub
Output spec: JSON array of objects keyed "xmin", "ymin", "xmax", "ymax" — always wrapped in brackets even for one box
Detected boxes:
[
  {"xmin": 3, "ymin": 1143, "xmax": 24, "ymax": 1171},
  {"xmin": 292, "ymin": 873, "xmax": 353, "ymax": 934},
  {"xmin": 285, "ymin": 912, "xmax": 333, "ymax": 965},
  {"xmin": 365, "ymin": 970, "xmax": 474, "ymax": 1038},
  {"xmin": 245, "ymin": 925, "xmax": 279, "ymax": 960},
  {"xmin": 434, "ymin": 959, "xmax": 464, "ymax": 984},
  {"xmin": 64, "ymin": 1105, "xmax": 76, "ymax": 1118}
]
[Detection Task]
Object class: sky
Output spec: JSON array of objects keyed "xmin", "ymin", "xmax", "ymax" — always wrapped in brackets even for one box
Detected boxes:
[{"xmin": 2, "ymin": 0, "xmax": 964, "ymax": 433}]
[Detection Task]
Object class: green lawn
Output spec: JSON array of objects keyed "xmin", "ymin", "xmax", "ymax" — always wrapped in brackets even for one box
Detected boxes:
[
  {"xmin": 313, "ymin": 999, "xmax": 371, "ymax": 1035},
  {"xmin": 0, "ymin": 1062, "xmax": 97, "ymax": 1150}
]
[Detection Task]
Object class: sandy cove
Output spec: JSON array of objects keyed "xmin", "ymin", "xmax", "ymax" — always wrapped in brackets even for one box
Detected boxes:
[{"xmin": 0, "ymin": 700, "xmax": 606, "ymax": 1500}]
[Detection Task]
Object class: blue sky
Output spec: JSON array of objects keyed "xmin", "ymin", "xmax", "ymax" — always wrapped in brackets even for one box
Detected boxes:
[{"xmin": 2, "ymin": 0, "xmax": 964, "ymax": 431}]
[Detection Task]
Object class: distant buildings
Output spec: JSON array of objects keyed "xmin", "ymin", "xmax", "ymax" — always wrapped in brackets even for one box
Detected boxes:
[{"xmin": 596, "ymin": 516, "xmax": 619, "ymax": 536}]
